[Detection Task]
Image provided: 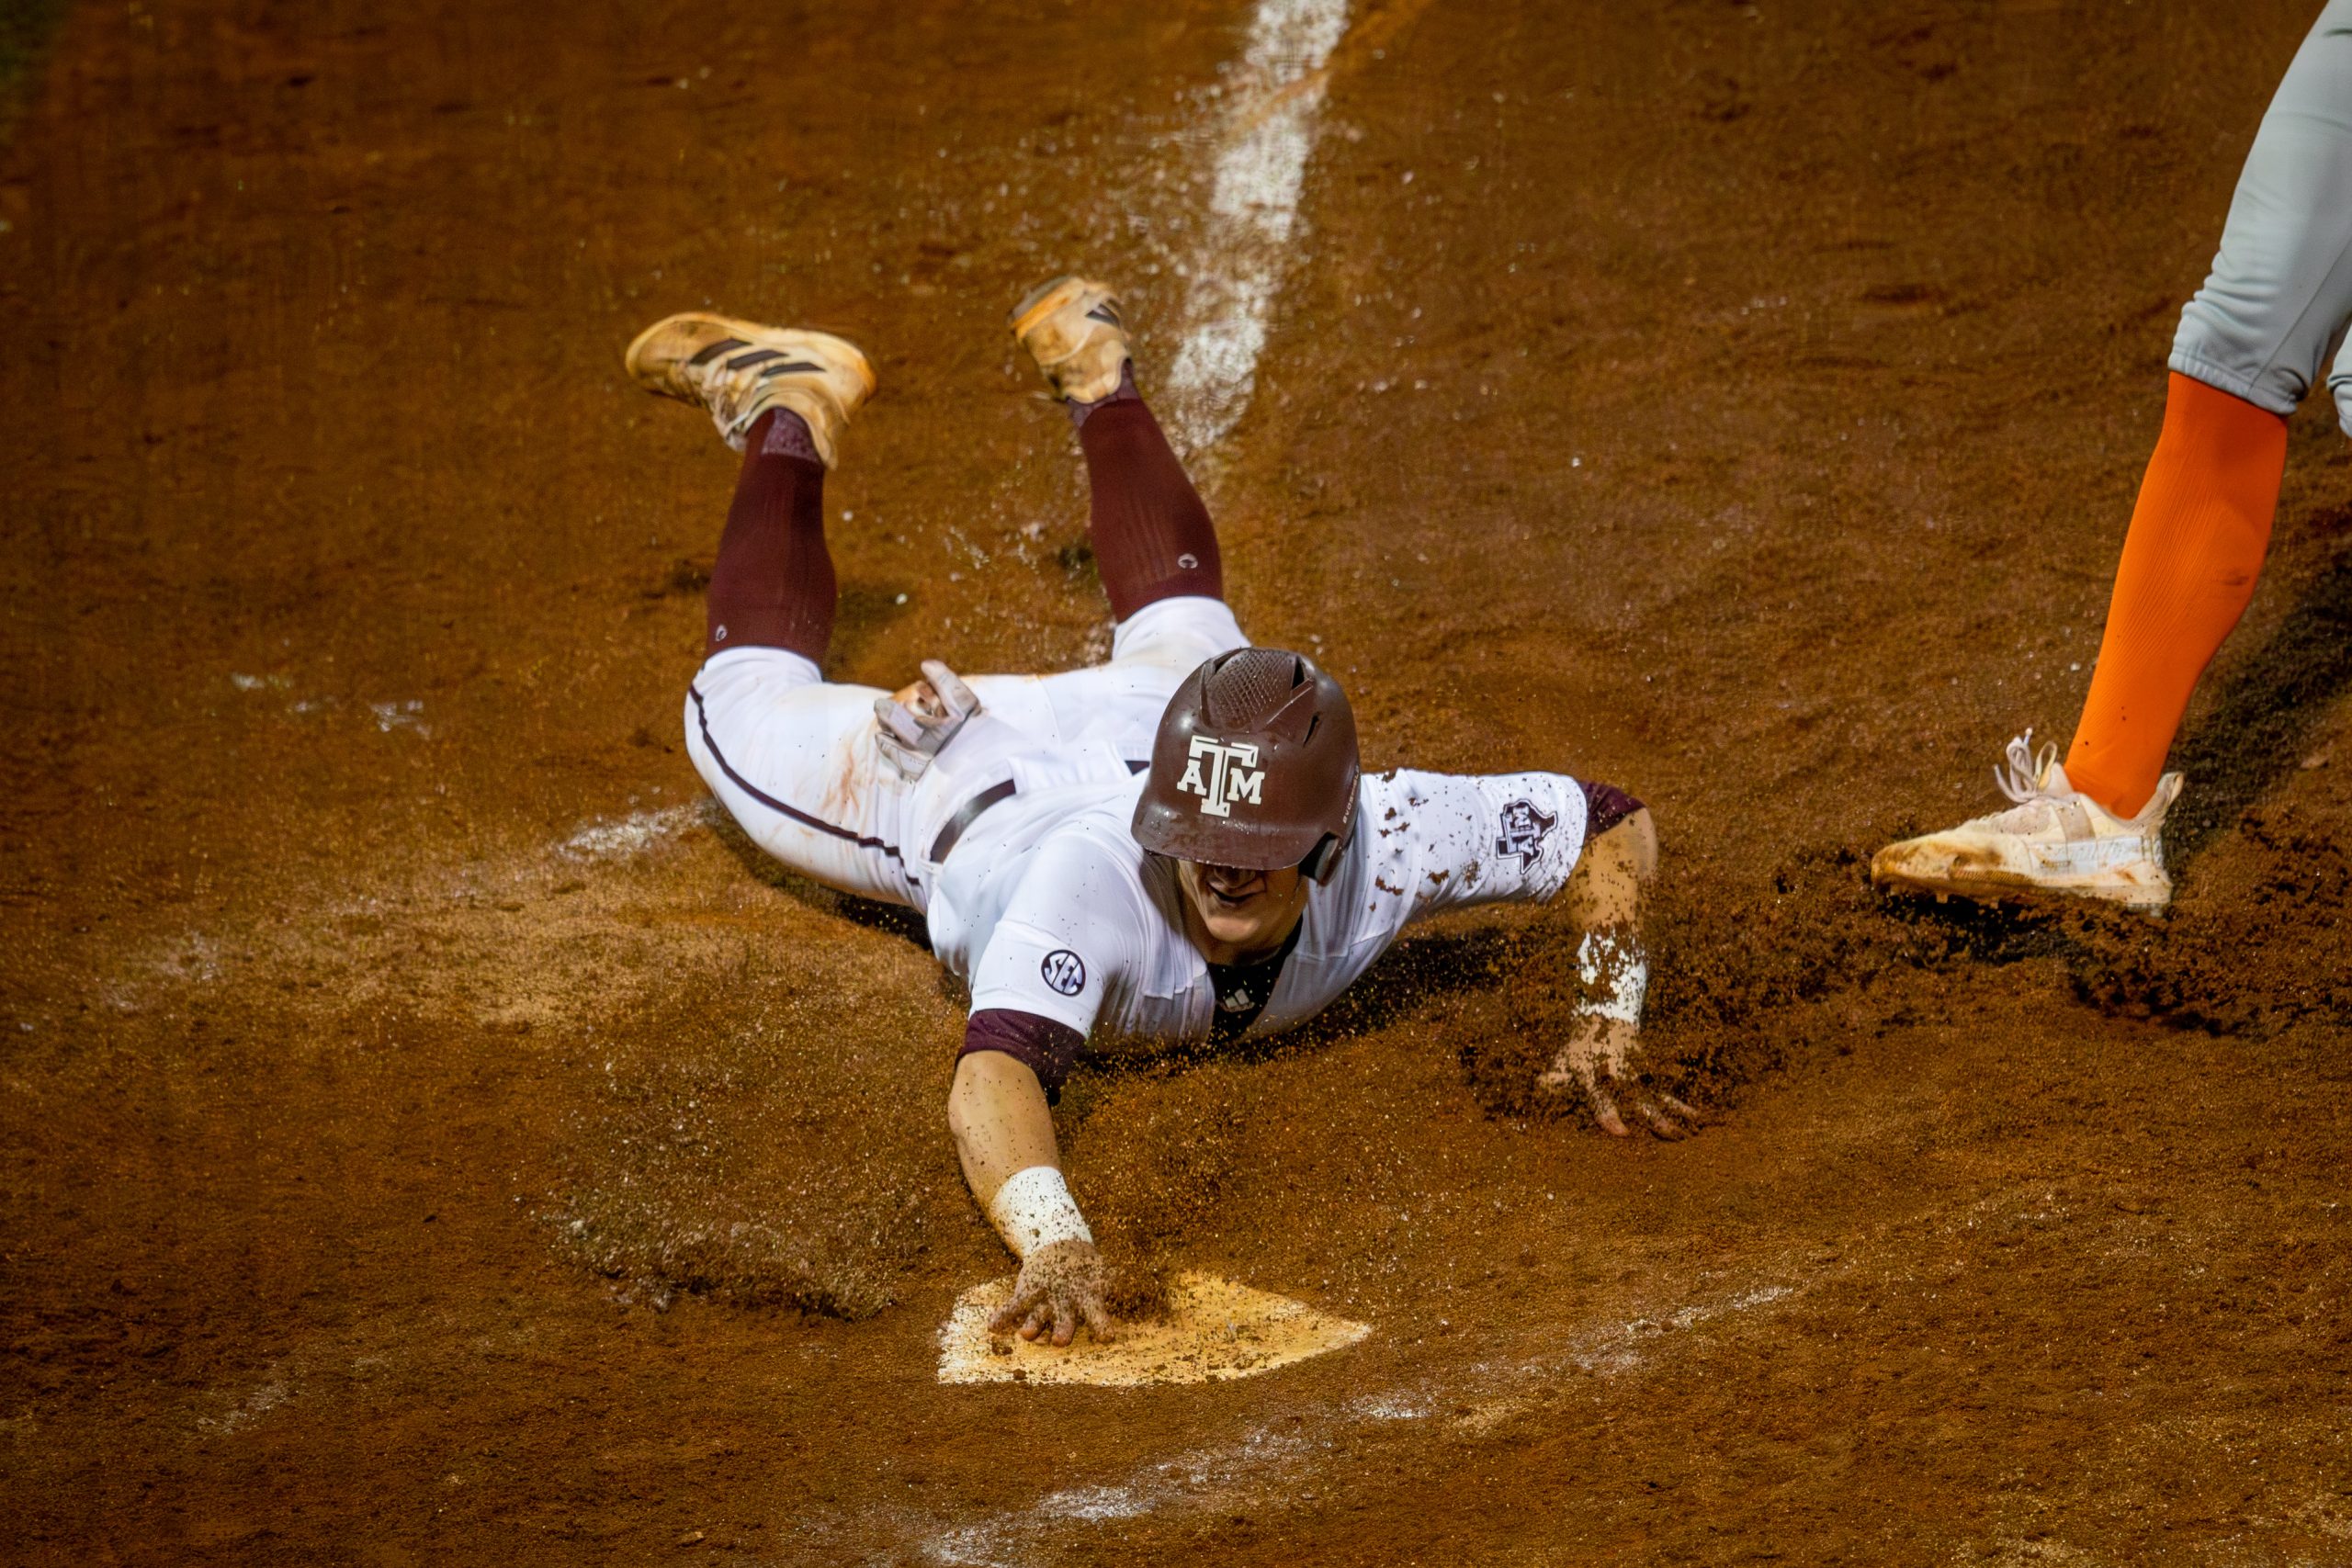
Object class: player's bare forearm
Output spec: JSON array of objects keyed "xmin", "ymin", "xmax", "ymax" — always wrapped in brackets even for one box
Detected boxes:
[
  {"xmin": 946, "ymin": 1051, "xmax": 1114, "ymax": 1347},
  {"xmin": 1541, "ymin": 808, "xmax": 1701, "ymax": 1139},
  {"xmin": 947, "ymin": 1049, "xmax": 1062, "ymax": 1206},
  {"xmin": 1565, "ymin": 806, "xmax": 1657, "ymax": 931}
]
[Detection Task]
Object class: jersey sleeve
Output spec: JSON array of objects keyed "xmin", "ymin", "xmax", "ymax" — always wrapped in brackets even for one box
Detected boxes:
[
  {"xmin": 957, "ymin": 1010, "xmax": 1088, "ymax": 1100},
  {"xmin": 1384, "ymin": 768, "xmax": 1591, "ymax": 921},
  {"xmin": 966, "ymin": 832, "xmax": 1147, "ymax": 1039}
]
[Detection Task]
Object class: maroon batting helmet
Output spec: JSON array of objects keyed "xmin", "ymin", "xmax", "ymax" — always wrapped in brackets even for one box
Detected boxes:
[{"xmin": 1132, "ymin": 648, "xmax": 1360, "ymax": 879}]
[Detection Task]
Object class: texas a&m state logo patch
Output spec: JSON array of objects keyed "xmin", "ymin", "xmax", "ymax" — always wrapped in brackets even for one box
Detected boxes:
[{"xmin": 1495, "ymin": 798, "xmax": 1557, "ymax": 869}]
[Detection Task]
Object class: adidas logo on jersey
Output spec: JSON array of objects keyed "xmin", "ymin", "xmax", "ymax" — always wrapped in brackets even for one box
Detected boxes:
[{"xmin": 1176, "ymin": 735, "xmax": 1265, "ymax": 818}]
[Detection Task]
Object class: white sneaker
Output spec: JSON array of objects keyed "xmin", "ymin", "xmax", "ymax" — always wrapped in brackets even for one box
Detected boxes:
[
  {"xmin": 623, "ymin": 312, "xmax": 876, "ymax": 467},
  {"xmin": 1871, "ymin": 730, "xmax": 2183, "ymax": 913}
]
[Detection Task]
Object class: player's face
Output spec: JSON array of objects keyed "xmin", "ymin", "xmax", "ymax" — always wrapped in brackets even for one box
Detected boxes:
[{"xmin": 1176, "ymin": 859, "xmax": 1308, "ymax": 963}]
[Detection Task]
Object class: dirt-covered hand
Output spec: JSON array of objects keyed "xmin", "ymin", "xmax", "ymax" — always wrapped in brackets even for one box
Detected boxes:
[
  {"xmin": 1539, "ymin": 1017, "xmax": 1703, "ymax": 1139},
  {"xmin": 988, "ymin": 1238, "xmax": 1115, "ymax": 1348}
]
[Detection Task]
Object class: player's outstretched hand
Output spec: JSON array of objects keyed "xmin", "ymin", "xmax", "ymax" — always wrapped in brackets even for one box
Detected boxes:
[
  {"xmin": 1539, "ymin": 1018, "xmax": 1703, "ymax": 1140},
  {"xmin": 989, "ymin": 1237, "xmax": 1116, "ymax": 1348}
]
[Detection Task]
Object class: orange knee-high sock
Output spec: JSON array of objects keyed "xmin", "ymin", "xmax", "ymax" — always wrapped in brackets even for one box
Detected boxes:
[{"xmin": 2064, "ymin": 372, "xmax": 2289, "ymax": 817}]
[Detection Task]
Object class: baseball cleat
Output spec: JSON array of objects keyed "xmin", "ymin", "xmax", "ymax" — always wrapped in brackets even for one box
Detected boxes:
[
  {"xmin": 1871, "ymin": 730, "xmax": 2183, "ymax": 913},
  {"xmin": 1010, "ymin": 276, "xmax": 1131, "ymax": 403},
  {"xmin": 624, "ymin": 312, "xmax": 876, "ymax": 467}
]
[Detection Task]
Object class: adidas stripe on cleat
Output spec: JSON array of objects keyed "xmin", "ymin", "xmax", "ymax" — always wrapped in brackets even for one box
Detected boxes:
[
  {"xmin": 623, "ymin": 312, "xmax": 876, "ymax": 467},
  {"xmin": 1009, "ymin": 276, "xmax": 1132, "ymax": 404}
]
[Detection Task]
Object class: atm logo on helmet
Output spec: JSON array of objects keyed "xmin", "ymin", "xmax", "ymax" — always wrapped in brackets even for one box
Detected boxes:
[{"xmin": 1176, "ymin": 735, "xmax": 1265, "ymax": 818}]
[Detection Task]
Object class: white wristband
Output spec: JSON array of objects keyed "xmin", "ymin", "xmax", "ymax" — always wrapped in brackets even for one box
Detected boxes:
[
  {"xmin": 1577, "ymin": 931, "xmax": 1649, "ymax": 1026},
  {"xmin": 987, "ymin": 1165, "xmax": 1093, "ymax": 1258}
]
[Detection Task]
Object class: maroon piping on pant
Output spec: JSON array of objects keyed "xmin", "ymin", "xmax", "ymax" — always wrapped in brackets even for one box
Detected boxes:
[{"xmin": 688, "ymin": 682, "xmax": 908, "ymax": 868}]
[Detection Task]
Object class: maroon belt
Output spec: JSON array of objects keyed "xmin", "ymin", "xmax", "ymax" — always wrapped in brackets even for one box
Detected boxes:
[{"xmin": 928, "ymin": 779, "xmax": 1019, "ymax": 864}]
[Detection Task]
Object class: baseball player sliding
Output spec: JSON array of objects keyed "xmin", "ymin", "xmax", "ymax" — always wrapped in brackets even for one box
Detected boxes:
[
  {"xmin": 1876, "ymin": 1, "xmax": 2352, "ymax": 913},
  {"xmin": 622, "ymin": 276, "xmax": 1690, "ymax": 1348}
]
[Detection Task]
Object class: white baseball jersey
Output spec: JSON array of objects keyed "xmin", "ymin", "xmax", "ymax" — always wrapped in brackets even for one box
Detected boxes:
[
  {"xmin": 926, "ymin": 765, "xmax": 1590, "ymax": 1044},
  {"xmin": 683, "ymin": 592, "xmax": 1597, "ymax": 1054}
]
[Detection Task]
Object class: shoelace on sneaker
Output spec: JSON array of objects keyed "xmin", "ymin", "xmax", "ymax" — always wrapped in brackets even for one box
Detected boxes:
[
  {"xmin": 1962, "ymin": 728, "xmax": 2087, "ymax": 835},
  {"xmin": 1992, "ymin": 728, "xmax": 2061, "ymax": 807}
]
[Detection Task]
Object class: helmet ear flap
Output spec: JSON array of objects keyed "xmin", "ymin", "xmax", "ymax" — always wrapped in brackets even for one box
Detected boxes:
[
  {"xmin": 1300, "ymin": 829, "xmax": 1345, "ymax": 884},
  {"xmin": 1298, "ymin": 773, "xmax": 1359, "ymax": 884}
]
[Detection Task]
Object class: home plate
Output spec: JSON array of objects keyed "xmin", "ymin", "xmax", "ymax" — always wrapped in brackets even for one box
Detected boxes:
[{"xmin": 936, "ymin": 1270, "xmax": 1372, "ymax": 1386}]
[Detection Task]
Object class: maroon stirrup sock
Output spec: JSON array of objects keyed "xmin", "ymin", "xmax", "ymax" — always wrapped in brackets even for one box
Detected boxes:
[
  {"xmin": 704, "ymin": 409, "xmax": 834, "ymax": 661},
  {"xmin": 1074, "ymin": 392, "xmax": 1223, "ymax": 619}
]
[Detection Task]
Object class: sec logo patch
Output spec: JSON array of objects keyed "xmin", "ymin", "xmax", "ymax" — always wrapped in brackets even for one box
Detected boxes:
[{"xmin": 1040, "ymin": 949, "xmax": 1087, "ymax": 997}]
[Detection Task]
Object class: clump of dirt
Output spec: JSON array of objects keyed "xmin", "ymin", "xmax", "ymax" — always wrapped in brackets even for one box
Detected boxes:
[
  {"xmin": 1057, "ymin": 1065, "xmax": 1253, "ymax": 1320},
  {"xmin": 551, "ymin": 966, "xmax": 967, "ymax": 1320},
  {"xmin": 2161, "ymin": 540, "xmax": 2352, "ymax": 866},
  {"xmin": 1458, "ymin": 842, "xmax": 2026, "ymax": 1121},
  {"xmin": 1450, "ymin": 830, "xmax": 2215, "ymax": 1127},
  {"xmin": 2070, "ymin": 799, "xmax": 2352, "ymax": 1033},
  {"xmin": 2055, "ymin": 594, "xmax": 2352, "ymax": 1033},
  {"xmin": 1457, "ymin": 761, "xmax": 2352, "ymax": 1130}
]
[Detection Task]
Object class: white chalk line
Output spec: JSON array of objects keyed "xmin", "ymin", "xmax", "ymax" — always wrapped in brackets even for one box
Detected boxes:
[
  {"xmin": 554, "ymin": 800, "xmax": 720, "ymax": 862},
  {"xmin": 73, "ymin": 797, "xmax": 728, "ymax": 1028},
  {"xmin": 194, "ymin": 1370, "xmax": 294, "ymax": 1436},
  {"xmin": 1161, "ymin": 0, "xmax": 1351, "ymax": 457},
  {"xmin": 901, "ymin": 1187, "xmax": 2123, "ymax": 1562}
]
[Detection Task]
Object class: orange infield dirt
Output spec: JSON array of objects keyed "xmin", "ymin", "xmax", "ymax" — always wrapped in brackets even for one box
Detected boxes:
[{"xmin": 6, "ymin": 2, "xmax": 2352, "ymax": 1562}]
